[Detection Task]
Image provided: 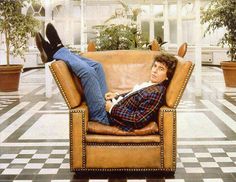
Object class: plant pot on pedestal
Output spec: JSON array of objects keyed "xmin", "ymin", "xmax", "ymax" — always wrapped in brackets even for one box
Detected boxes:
[
  {"xmin": 0, "ymin": 64, "xmax": 23, "ymax": 92},
  {"xmin": 220, "ymin": 61, "xmax": 236, "ymax": 87}
]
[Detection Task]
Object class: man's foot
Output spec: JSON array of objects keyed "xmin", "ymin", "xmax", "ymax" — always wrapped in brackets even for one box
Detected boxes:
[
  {"xmin": 46, "ymin": 23, "xmax": 64, "ymax": 54},
  {"xmin": 35, "ymin": 33, "xmax": 54, "ymax": 63}
]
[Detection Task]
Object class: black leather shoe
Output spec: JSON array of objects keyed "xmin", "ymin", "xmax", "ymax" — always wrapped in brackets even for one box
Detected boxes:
[
  {"xmin": 46, "ymin": 23, "xmax": 64, "ymax": 54},
  {"xmin": 35, "ymin": 33, "xmax": 54, "ymax": 63}
]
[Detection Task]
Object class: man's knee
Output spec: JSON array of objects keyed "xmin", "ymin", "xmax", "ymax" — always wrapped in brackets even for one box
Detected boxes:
[
  {"xmin": 83, "ymin": 67, "xmax": 97, "ymax": 77},
  {"xmin": 94, "ymin": 62, "xmax": 104, "ymax": 71}
]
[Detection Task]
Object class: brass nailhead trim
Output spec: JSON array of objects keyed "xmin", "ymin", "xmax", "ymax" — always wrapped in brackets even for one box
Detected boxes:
[
  {"xmin": 49, "ymin": 65, "xmax": 72, "ymax": 109},
  {"xmin": 172, "ymin": 110, "xmax": 177, "ymax": 170},
  {"xmin": 174, "ymin": 64, "xmax": 195, "ymax": 108},
  {"xmin": 159, "ymin": 108, "xmax": 177, "ymax": 170},
  {"xmin": 73, "ymin": 168, "xmax": 175, "ymax": 172},
  {"xmin": 159, "ymin": 111, "xmax": 164, "ymax": 169},
  {"xmin": 82, "ymin": 110, "xmax": 86, "ymax": 169},
  {"xmin": 69, "ymin": 112, "xmax": 72, "ymax": 171},
  {"xmin": 69, "ymin": 109, "xmax": 86, "ymax": 171},
  {"xmin": 86, "ymin": 143, "xmax": 160, "ymax": 146}
]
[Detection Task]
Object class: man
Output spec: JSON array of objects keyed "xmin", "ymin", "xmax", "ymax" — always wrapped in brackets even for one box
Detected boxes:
[{"xmin": 35, "ymin": 23, "xmax": 177, "ymax": 131}]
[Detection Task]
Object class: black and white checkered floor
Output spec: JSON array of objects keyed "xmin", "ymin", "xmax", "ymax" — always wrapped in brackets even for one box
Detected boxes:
[{"xmin": 0, "ymin": 66, "xmax": 236, "ymax": 181}]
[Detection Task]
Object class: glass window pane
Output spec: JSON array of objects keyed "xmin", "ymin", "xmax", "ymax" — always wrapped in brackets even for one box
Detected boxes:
[
  {"xmin": 182, "ymin": 3, "xmax": 194, "ymax": 16},
  {"xmin": 33, "ymin": 3, "xmax": 41, "ymax": 12},
  {"xmin": 141, "ymin": 5, "xmax": 150, "ymax": 15},
  {"xmin": 154, "ymin": 21, "xmax": 164, "ymax": 42},
  {"xmin": 154, "ymin": 5, "xmax": 163, "ymax": 18},
  {"xmin": 53, "ymin": 5, "xmax": 65, "ymax": 18},
  {"xmin": 86, "ymin": 20, "xmax": 98, "ymax": 42},
  {"xmin": 169, "ymin": 20, "xmax": 177, "ymax": 44},
  {"xmin": 73, "ymin": 5, "xmax": 80, "ymax": 18},
  {"xmin": 141, "ymin": 21, "xmax": 150, "ymax": 41},
  {"xmin": 74, "ymin": 22, "xmax": 81, "ymax": 45},
  {"xmin": 182, "ymin": 20, "xmax": 195, "ymax": 45},
  {"xmin": 39, "ymin": 7, "xmax": 45, "ymax": 16},
  {"xmin": 27, "ymin": 7, "xmax": 34, "ymax": 16},
  {"xmin": 168, "ymin": 4, "xmax": 177, "ymax": 16}
]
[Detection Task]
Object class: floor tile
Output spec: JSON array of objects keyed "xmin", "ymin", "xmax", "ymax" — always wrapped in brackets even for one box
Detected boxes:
[
  {"xmin": 38, "ymin": 168, "xmax": 59, "ymax": 174},
  {"xmin": 24, "ymin": 163, "xmax": 44, "ymax": 169},
  {"xmin": 221, "ymin": 167, "xmax": 236, "ymax": 173},
  {"xmin": 185, "ymin": 167, "xmax": 205, "ymax": 173},
  {"xmin": 2, "ymin": 168, "xmax": 23, "ymax": 175}
]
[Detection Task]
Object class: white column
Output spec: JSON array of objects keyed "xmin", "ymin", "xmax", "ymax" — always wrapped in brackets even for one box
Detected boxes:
[
  {"xmin": 163, "ymin": 0, "xmax": 169, "ymax": 50},
  {"xmin": 177, "ymin": 0, "xmax": 183, "ymax": 47},
  {"xmin": 149, "ymin": 4, "xmax": 154, "ymax": 42},
  {"xmin": 45, "ymin": 62, "xmax": 53, "ymax": 98},
  {"xmin": 44, "ymin": 0, "xmax": 53, "ymax": 98},
  {"xmin": 194, "ymin": 0, "xmax": 202, "ymax": 96},
  {"xmin": 80, "ymin": 0, "xmax": 85, "ymax": 52},
  {"xmin": 65, "ymin": 0, "xmax": 73, "ymax": 45},
  {"xmin": 44, "ymin": 0, "xmax": 52, "ymax": 24}
]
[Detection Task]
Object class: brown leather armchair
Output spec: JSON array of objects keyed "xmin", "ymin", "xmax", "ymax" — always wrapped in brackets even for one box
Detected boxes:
[{"xmin": 49, "ymin": 50, "xmax": 194, "ymax": 173}]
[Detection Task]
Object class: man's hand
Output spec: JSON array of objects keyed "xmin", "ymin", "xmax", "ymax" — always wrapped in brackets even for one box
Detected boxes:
[
  {"xmin": 105, "ymin": 101, "xmax": 113, "ymax": 112},
  {"xmin": 105, "ymin": 92, "xmax": 117, "ymax": 100}
]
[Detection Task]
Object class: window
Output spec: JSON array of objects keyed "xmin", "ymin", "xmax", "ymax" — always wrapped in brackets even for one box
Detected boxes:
[
  {"xmin": 153, "ymin": 5, "xmax": 163, "ymax": 18},
  {"xmin": 27, "ymin": 3, "xmax": 45, "ymax": 17},
  {"xmin": 154, "ymin": 21, "xmax": 164, "ymax": 41},
  {"xmin": 141, "ymin": 21, "xmax": 149, "ymax": 42},
  {"xmin": 26, "ymin": 3, "xmax": 45, "ymax": 47},
  {"xmin": 169, "ymin": 20, "xmax": 177, "ymax": 44},
  {"xmin": 52, "ymin": 5, "xmax": 65, "ymax": 19}
]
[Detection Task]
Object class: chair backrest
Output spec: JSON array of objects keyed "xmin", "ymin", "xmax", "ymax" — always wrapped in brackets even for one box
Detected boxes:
[
  {"xmin": 151, "ymin": 39, "xmax": 160, "ymax": 51},
  {"xmin": 50, "ymin": 50, "xmax": 194, "ymax": 109},
  {"xmin": 166, "ymin": 56, "xmax": 194, "ymax": 108},
  {"xmin": 177, "ymin": 42, "xmax": 188, "ymax": 58},
  {"xmin": 87, "ymin": 41, "xmax": 96, "ymax": 52}
]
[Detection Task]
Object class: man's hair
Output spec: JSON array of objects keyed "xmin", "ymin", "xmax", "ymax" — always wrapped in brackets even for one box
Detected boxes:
[{"xmin": 152, "ymin": 52, "xmax": 177, "ymax": 81}]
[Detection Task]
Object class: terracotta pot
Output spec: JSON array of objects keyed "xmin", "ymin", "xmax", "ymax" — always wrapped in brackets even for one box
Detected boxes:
[
  {"xmin": 220, "ymin": 61, "xmax": 236, "ymax": 87},
  {"xmin": 0, "ymin": 64, "xmax": 23, "ymax": 92}
]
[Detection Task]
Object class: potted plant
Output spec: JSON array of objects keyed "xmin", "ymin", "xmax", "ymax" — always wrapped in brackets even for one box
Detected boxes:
[
  {"xmin": 0, "ymin": 0, "xmax": 39, "ymax": 91},
  {"xmin": 201, "ymin": 0, "xmax": 236, "ymax": 87},
  {"xmin": 92, "ymin": 0, "xmax": 146, "ymax": 51}
]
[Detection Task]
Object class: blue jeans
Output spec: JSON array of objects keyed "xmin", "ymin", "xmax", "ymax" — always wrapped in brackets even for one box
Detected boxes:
[{"xmin": 53, "ymin": 47, "xmax": 110, "ymax": 125}]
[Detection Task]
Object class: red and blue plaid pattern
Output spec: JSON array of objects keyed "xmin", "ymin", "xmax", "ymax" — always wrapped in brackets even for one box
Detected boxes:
[{"xmin": 110, "ymin": 84, "xmax": 166, "ymax": 131}]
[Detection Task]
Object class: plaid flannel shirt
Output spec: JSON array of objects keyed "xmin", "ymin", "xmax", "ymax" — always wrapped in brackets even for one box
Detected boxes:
[{"xmin": 109, "ymin": 83, "xmax": 167, "ymax": 131}]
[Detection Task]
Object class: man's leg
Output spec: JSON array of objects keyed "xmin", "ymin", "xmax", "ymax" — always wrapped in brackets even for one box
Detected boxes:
[
  {"xmin": 53, "ymin": 47, "xmax": 109, "ymax": 125},
  {"xmin": 75, "ymin": 55, "xmax": 108, "ymax": 96}
]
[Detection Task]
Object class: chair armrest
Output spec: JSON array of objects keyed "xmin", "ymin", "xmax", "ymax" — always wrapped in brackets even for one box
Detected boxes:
[
  {"xmin": 69, "ymin": 102, "xmax": 89, "ymax": 169},
  {"xmin": 50, "ymin": 61, "xmax": 83, "ymax": 109},
  {"xmin": 158, "ymin": 105, "xmax": 177, "ymax": 170}
]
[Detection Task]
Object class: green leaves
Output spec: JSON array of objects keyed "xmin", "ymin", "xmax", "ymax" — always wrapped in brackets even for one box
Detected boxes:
[
  {"xmin": 201, "ymin": 0, "xmax": 236, "ymax": 61},
  {"xmin": 94, "ymin": 24, "xmax": 145, "ymax": 51},
  {"xmin": 0, "ymin": 0, "xmax": 40, "ymax": 65}
]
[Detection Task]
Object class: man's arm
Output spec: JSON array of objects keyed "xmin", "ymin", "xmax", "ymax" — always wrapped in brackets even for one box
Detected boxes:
[
  {"xmin": 105, "ymin": 91, "xmax": 129, "ymax": 100},
  {"xmin": 110, "ymin": 90, "xmax": 165, "ymax": 129}
]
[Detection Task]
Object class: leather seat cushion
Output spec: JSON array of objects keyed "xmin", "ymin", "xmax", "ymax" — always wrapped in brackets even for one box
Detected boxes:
[{"xmin": 87, "ymin": 121, "xmax": 158, "ymax": 136}]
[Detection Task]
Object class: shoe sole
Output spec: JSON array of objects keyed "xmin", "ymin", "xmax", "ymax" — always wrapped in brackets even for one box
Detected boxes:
[{"xmin": 35, "ymin": 33, "xmax": 48, "ymax": 64}]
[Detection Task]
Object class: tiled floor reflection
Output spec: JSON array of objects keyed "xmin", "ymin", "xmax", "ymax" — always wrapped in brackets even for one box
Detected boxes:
[{"xmin": 0, "ymin": 66, "xmax": 236, "ymax": 181}]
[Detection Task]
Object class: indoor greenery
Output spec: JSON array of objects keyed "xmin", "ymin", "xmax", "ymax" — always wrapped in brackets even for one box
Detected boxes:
[
  {"xmin": 0, "ymin": 0, "xmax": 40, "ymax": 65},
  {"xmin": 93, "ymin": 0, "xmax": 146, "ymax": 51},
  {"xmin": 94, "ymin": 24, "xmax": 144, "ymax": 50},
  {"xmin": 201, "ymin": 0, "xmax": 236, "ymax": 61}
]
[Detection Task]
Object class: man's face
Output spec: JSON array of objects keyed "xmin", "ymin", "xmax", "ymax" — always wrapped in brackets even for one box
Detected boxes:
[{"xmin": 150, "ymin": 61, "xmax": 168, "ymax": 83}]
